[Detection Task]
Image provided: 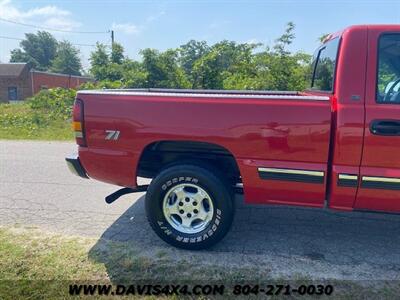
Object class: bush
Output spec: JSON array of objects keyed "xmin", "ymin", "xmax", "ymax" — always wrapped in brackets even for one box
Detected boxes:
[
  {"xmin": 27, "ymin": 88, "xmax": 76, "ymax": 120},
  {"xmin": 0, "ymin": 87, "xmax": 77, "ymax": 140},
  {"xmin": 0, "ymin": 105, "xmax": 45, "ymax": 129},
  {"xmin": 0, "ymin": 104, "xmax": 45, "ymax": 137},
  {"xmin": 79, "ymin": 80, "xmax": 124, "ymax": 90}
]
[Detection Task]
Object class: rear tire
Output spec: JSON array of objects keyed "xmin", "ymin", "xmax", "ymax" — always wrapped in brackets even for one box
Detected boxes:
[{"xmin": 145, "ymin": 164, "xmax": 234, "ymax": 250}]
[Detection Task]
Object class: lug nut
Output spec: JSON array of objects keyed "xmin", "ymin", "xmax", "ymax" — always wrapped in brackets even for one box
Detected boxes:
[
  {"xmin": 193, "ymin": 201, "xmax": 197, "ymax": 206},
  {"xmin": 185, "ymin": 197, "xmax": 190, "ymax": 202},
  {"xmin": 179, "ymin": 210, "xmax": 184, "ymax": 214},
  {"xmin": 187, "ymin": 213, "xmax": 192, "ymax": 218},
  {"xmin": 193, "ymin": 209, "xmax": 198, "ymax": 214},
  {"xmin": 179, "ymin": 202, "xmax": 183, "ymax": 206}
]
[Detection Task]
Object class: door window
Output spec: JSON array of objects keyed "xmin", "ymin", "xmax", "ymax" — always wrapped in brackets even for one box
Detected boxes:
[{"xmin": 376, "ymin": 34, "xmax": 400, "ymax": 103}]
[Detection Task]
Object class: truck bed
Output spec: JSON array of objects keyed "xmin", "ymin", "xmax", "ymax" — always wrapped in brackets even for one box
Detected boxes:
[{"xmin": 77, "ymin": 88, "xmax": 332, "ymax": 208}]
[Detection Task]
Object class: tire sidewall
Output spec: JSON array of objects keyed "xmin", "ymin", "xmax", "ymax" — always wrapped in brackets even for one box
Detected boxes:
[{"xmin": 146, "ymin": 165, "xmax": 233, "ymax": 249}]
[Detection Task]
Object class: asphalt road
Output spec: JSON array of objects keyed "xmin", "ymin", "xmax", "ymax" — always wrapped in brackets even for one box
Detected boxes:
[{"xmin": 1, "ymin": 140, "xmax": 400, "ymax": 281}]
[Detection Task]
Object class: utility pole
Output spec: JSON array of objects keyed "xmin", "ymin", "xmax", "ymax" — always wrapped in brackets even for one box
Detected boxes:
[{"xmin": 111, "ymin": 30, "xmax": 114, "ymax": 46}]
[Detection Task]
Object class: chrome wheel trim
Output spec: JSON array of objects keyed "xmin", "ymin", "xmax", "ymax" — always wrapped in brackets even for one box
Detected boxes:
[{"xmin": 162, "ymin": 183, "xmax": 214, "ymax": 234}]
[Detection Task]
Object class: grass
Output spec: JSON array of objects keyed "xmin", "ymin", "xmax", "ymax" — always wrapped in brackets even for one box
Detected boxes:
[
  {"xmin": 0, "ymin": 226, "xmax": 107, "ymax": 299},
  {"xmin": 0, "ymin": 227, "xmax": 106, "ymax": 280},
  {"xmin": 89, "ymin": 239, "xmax": 272, "ymax": 284},
  {"xmin": 0, "ymin": 102, "xmax": 73, "ymax": 141},
  {"xmin": 0, "ymin": 226, "xmax": 399, "ymax": 299}
]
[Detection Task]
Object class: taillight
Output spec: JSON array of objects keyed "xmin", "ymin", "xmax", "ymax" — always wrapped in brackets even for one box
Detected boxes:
[{"xmin": 72, "ymin": 99, "xmax": 86, "ymax": 146}]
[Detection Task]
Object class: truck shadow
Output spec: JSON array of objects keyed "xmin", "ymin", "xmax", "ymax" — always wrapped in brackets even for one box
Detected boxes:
[{"xmin": 89, "ymin": 194, "xmax": 400, "ymax": 281}]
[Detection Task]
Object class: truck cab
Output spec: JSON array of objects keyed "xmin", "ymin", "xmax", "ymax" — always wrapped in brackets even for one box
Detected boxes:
[{"xmin": 324, "ymin": 25, "xmax": 400, "ymax": 213}]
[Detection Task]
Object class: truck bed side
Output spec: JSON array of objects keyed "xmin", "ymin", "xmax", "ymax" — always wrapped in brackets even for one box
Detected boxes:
[{"xmin": 77, "ymin": 91, "xmax": 332, "ymax": 207}]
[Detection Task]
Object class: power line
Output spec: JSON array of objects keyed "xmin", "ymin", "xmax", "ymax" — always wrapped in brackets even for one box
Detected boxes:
[
  {"xmin": 0, "ymin": 35, "xmax": 21, "ymax": 41},
  {"xmin": 0, "ymin": 35, "xmax": 96, "ymax": 47},
  {"xmin": 70, "ymin": 43, "xmax": 97, "ymax": 47},
  {"xmin": 0, "ymin": 17, "xmax": 109, "ymax": 34}
]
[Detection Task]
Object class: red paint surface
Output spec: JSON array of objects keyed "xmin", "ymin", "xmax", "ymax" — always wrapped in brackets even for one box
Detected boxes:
[
  {"xmin": 77, "ymin": 25, "xmax": 400, "ymax": 213},
  {"xmin": 355, "ymin": 26, "xmax": 400, "ymax": 212}
]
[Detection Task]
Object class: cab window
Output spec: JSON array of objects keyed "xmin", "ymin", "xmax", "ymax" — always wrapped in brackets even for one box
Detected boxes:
[
  {"xmin": 310, "ymin": 37, "xmax": 340, "ymax": 92},
  {"xmin": 377, "ymin": 34, "xmax": 400, "ymax": 103}
]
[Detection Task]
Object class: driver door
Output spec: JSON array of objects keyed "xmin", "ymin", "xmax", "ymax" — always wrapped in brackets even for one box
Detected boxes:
[{"xmin": 355, "ymin": 29, "xmax": 400, "ymax": 212}]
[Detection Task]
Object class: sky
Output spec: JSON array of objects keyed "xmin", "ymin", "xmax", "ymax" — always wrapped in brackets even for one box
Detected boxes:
[{"xmin": 0, "ymin": 0, "xmax": 400, "ymax": 70}]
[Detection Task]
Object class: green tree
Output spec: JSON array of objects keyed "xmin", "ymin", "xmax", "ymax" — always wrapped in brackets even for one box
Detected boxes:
[
  {"xmin": 86, "ymin": 22, "xmax": 312, "ymax": 91},
  {"xmin": 141, "ymin": 48, "xmax": 190, "ymax": 88},
  {"xmin": 10, "ymin": 31, "xmax": 58, "ymax": 70},
  {"xmin": 251, "ymin": 22, "xmax": 311, "ymax": 91},
  {"xmin": 50, "ymin": 41, "xmax": 82, "ymax": 75},
  {"xmin": 89, "ymin": 43, "xmax": 111, "ymax": 80},
  {"xmin": 9, "ymin": 49, "xmax": 35, "ymax": 67},
  {"xmin": 271, "ymin": 21, "xmax": 297, "ymax": 90},
  {"xmin": 178, "ymin": 40, "xmax": 210, "ymax": 86},
  {"xmin": 122, "ymin": 59, "xmax": 147, "ymax": 88},
  {"xmin": 192, "ymin": 41, "xmax": 259, "ymax": 89},
  {"xmin": 319, "ymin": 33, "xmax": 330, "ymax": 43},
  {"xmin": 223, "ymin": 22, "xmax": 311, "ymax": 91},
  {"xmin": 111, "ymin": 43, "xmax": 124, "ymax": 64},
  {"xmin": 274, "ymin": 21, "xmax": 295, "ymax": 56}
]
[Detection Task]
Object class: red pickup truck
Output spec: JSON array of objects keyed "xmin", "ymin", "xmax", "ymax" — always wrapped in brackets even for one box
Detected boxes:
[{"xmin": 66, "ymin": 25, "xmax": 400, "ymax": 249}]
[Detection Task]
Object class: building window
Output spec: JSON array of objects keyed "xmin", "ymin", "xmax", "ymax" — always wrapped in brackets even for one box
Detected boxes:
[{"xmin": 8, "ymin": 87, "xmax": 18, "ymax": 101}]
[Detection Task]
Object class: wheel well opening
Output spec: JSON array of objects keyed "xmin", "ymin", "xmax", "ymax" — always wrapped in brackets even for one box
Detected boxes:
[{"xmin": 137, "ymin": 141, "xmax": 241, "ymax": 184}]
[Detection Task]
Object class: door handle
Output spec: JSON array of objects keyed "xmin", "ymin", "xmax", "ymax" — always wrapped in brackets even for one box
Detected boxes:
[{"xmin": 370, "ymin": 119, "xmax": 400, "ymax": 136}]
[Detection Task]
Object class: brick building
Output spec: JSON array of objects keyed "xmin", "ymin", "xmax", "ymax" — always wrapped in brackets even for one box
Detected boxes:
[{"xmin": 0, "ymin": 63, "xmax": 94, "ymax": 102}]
